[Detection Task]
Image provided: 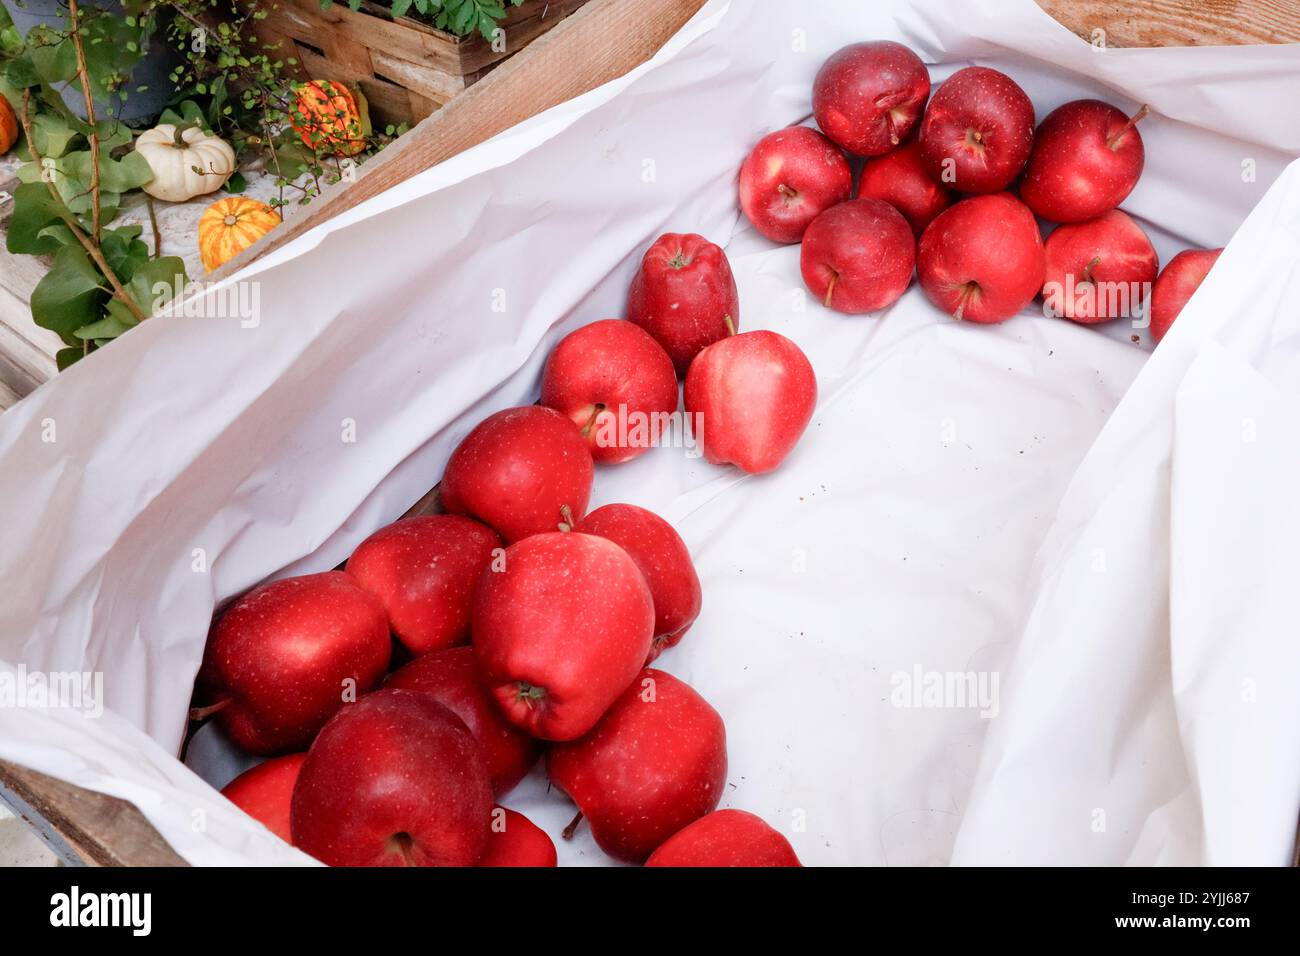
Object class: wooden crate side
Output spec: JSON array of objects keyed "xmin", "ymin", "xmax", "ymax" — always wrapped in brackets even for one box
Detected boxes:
[
  {"xmin": 370, "ymin": 48, "xmax": 470, "ymax": 105},
  {"xmin": 1036, "ymin": 0, "xmax": 1300, "ymax": 45},
  {"xmin": 0, "ymin": 760, "xmax": 189, "ymax": 866}
]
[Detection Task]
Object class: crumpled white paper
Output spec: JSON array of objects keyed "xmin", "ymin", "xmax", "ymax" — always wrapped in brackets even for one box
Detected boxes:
[{"xmin": 1, "ymin": 0, "xmax": 1298, "ymax": 866}]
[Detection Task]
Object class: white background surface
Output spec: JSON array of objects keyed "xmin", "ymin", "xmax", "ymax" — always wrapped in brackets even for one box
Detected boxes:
[{"xmin": 1, "ymin": 0, "xmax": 1299, "ymax": 866}]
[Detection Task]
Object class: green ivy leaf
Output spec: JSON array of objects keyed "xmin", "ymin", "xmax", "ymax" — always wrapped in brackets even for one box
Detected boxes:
[
  {"xmin": 100, "ymin": 225, "xmax": 150, "ymax": 284},
  {"xmin": 159, "ymin": 99, "xmax": 210, "ymax": 131},
  {"xmin": 29, "ymin": 32, "xmax": 79, "ymax": 86},
  {"xmin": 73, "ymin": 312, "xmax": 136, "ymax": 341},
  {"xmin": 5, "ymin": 183, "xmax": 71, "ymax": 255},
  {"xmin": 30, "ymin": 244, "xmax": 109, "ymax": 338},
  {"xmin": 224, "ymin": 171, "xmax": 248, "ymax": 194},
  {"xmin": 28, "ymin": 113, "xmax": 80, "ymax": 159},
  {"xmin": 115, "ymin": 255, "xmax": 188, "ymax": 322},
  {"xmin": 55, "ymin": 347, "xmax": 86, "ymax": 372}
]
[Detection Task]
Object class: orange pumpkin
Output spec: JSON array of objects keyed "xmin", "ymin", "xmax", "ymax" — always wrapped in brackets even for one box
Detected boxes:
[
  {"xmin": 0, "ymin": 96, "xmax": 18, "ymax": 155},
  {"xmin": 198, "ymin": 197, "xmax": 281, "ymax": 272},
  {"xmin": 290, "ymin": 80, "xmax": 366, "ymax": 157}
]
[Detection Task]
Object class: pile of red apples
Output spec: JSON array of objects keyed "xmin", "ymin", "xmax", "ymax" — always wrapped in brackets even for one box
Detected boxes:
[
  {"xmin": 195, "ymin": 40, "xmax": 1227, "ymax": 870},
  {"xmin": 199, "ymin": 229, "xmax": 812, "ymax": 867},
  {"xmin": 742, "ymin": 41, "xmax": 1222, "ymax": 338}
]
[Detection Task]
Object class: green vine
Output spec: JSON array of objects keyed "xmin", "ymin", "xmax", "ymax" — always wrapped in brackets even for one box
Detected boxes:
[{"xmin": 2, "ymin": 1, "xmax": 186, "ymax": 371}]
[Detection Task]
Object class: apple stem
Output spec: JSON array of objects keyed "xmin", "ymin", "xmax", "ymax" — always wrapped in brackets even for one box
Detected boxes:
[
  {"xmin": 557, "ymin": 504, "xmax": 574, "ymax": 532},
  {"xmin": 953, "ymin": 281, "xmax": 979, "ymax": 322},
  {"xmin": 1081, "ymin": 255, "xmax": 1101, "ymax": 284},
  {"xmin": 188, "ymin": 699, "xmax": 230, "ymax": 722},
  {"xmin": 388, "ymin": 832, "xmax": 418, "ymax": 867},
  {"xmin": 562, "ymin": 811, "xmax": 584, "ymax": 841},
  {"xmin": 886, "ymin": 112, "xmax": 900, "ymax": 146},
  {"xmin": 824, "ymin": 272, "xmax": 838, "ymax": 310},
  {"xmin": 1107, "ymin": 104, "xmax": 1150, "ymax": 150},
  {"xmin": 777, "ymin": 183, "xmax": 797, "ymax": 200},
  {"xmin": 516, "ymin": 681, "xmax": 548, "ymax": 708},
  {"xmin": 579, "ymin": 403, "xmax": 605, "ymax": 438},
  {"xmin": 722, "ymin": 313, "xmax": 735, "ymax": 336}
]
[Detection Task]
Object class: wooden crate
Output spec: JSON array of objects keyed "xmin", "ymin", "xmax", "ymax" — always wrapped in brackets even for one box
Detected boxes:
[
  {"xmin": 4, "ymin": 0, "xmax": 1300, "ymax": 865},
  {"xmin": 245, "ymin": 0, "xmax": 591, "ymax": 127}
]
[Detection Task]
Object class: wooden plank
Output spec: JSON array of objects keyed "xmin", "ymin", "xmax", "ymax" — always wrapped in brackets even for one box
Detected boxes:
[
  {"xmin": 1035, "ymin": 0, "xmax": 1300, "ymax": 45},
  {"xmin": 0, "ymin": 760, "xmax": 188, "ymax": 866},
  {"xmin": 370, "ymin": 48, "xmax": 470, "ymax": 104},
  {"xmin": 0, "ymin": 243, "xmax": 60, "ymax": 401},
  {"xmin": 211, "ymin": 0, "xmax": 710, "ymax": 282}
]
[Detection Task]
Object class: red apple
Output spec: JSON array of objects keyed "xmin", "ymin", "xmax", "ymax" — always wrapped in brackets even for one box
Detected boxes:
[
  {"xmin": 799, "ymin": 198, "xmax": 915, "ymax": 313},
  {"xmin": 473, "ymin": 531, "xmax": 654, "ymax": 741},
  {"xmin": 738, "ymin": 126, "xmax": 852, "ymax": 244},
  {"xmin": 857, "ymin": 139, "xmax": 953, "ymax": 237},
  {"xmin": 441, "ymin": 405, "xmax": 594, "ymax": 544},
  {"xmin": 1150, "ymin": 248, "xmax": 1223, "ymax": 342},
  {"xmin": 626, "ymin": 233, "xmax": 740, "ymax": 376},
  {"xmin": 683, "ymin": 330, "xmax": 816, "ymax": 474},
  {"xmin": 645, "ymin": 809, "xmax": 801, "ymax": 867},
  {"xmin": 478, "ymin": 807, "xmax": 557, "ymax": 867},
  {"xmin": 196, "ymin": 572, "xmax": 391, "ymax": 755},
  {"xmin": 918, "ymin": 66, "xmax": 1035, "ymax": 194},
  {"xmin": 290, "ymin": 689, "xmax": 492, "ymax": 867},
  {"xmin": 1042, "ymin": 210, "xmax": 1158, "ymax": 324},
  {"xmin": 548, "ymin": 668, "xmax": 727, "ymax": 863},
  {"xmin": 539, "ymin": 319, "xmax": 679, "ymax": 464},
  {"xmin": 812, "ymin": 41, "xmax": 930, "ymax": 157},
  {"xmin": 220, "ymin": 753, "xmax": 306, "ymax": 845},
  {"xmin": 578, "ymin": 503, "xmax": 701, "ymax": 663},
  {"xmin": 384, "ymin": 646, "xmax": 541, "ymax": 796},
  {"xmin": 1020, "ymin": 100, "xmax": 1148, "ymax": 223},
  {"xmin": 917, "ymin": 193, "xmax": 1045, "ymax": 324},
  {"xmin": 345, "ymin": 515, "xmax": 501, "ymax": 656}
]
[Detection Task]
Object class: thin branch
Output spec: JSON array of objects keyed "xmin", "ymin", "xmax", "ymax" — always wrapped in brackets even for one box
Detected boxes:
[
  {"xmin": 66, "ymin": 0, "xmax": 102, "ymax": 243},
  {"xmin": 146, "ymin": 194, "xmax": 161, "ymax": 259}
]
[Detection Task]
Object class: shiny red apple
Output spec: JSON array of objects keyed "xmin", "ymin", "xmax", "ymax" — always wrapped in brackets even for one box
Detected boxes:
[
  {"xmin": 549, "ymin": 668, "xmax": 727, "ymax": 864},
  {"xmin": 645, "ymin": 809, "xmax": 801, "ymax": 867},
  {"xmin": 738, "ymin": 125, "xmax": 852, "ymax": 244},
  {"xmin": 539, "ymin": 319, "xmax": 679, "ymax": 464},
  {"xmin": 684, "ymin": 329, "xmax": 817, "ymax": 474},
  {"xmin": 917, "ymin": 192, "xmax": 1044, "ymax": 324},
  {"xmin": 477, "ymin": 807, "xmax": 557, "ymax": 867},
  {"xmin": 220, "ymin": 753, "xmax": 306, "ymax": 845},
  {"xmin": 1150, "ymin": 248, "xmax": 1223, "ymax": 342},
  {"xmin": 799, "ymin": 198, "xmax": 915, "ymax": 314},
  {"xmin": 857, "ymin": 139, "xmax": 953, "ymax": 237},
  {"xmin": 1042, "ymin": 209, "xmax": 1158, "ymax": 324},
  {"xmin": 918, "ymin": 66, "xmax": 1035, "ymax": 194},
  {"xmin": 578, "ymin": 503, "xmax": 701, "ymax": 663},
  {"xmin": 384, "ymin": 646, "xmax": 541, "ymax": 796},
  {"xmin": 627, "ymin": 232, "xmax": 740, "ymax": 376},
  {"xmin": 290, "ymin": 689, "xmax": 492, "ymax": 867},
  {"xmin": 440, "ymin": 405, "xmax": 594, "ymax": 543},
  {"xmin": 812, "ymin": 41, "xmax": 930, "ymax": 156},
  {"xmin": 196, "ymin": 571, "xmax": 390, "ymax": 754},
  {"xmin": 345, "ymin": 514, "xmax": 501, "ymax": 656},
  {"xmin": 1020, "ymin": 99, "xmax": 1148, "ymax": 223},
  {"xmin": 472, "ymin": 531, "xmax": 654, "ymax": 741}
]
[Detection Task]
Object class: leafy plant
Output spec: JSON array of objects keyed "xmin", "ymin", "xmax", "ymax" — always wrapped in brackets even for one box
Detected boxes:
[
  {"xmin": 322, "ymin": 0, "xmax": 525, "ymax": 42},
  {"xmin": 2, "ymin": 1, "xmax": 187, "ymax": 370},
  {"xmin": 162, "ymin": 0, "xmax": 400, "ymax": 213}
]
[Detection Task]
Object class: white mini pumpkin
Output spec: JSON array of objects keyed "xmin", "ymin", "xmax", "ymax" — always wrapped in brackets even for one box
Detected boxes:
[{"xmin": 135, "ymin": 124, "xmax": 237, "ymax": 203}]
